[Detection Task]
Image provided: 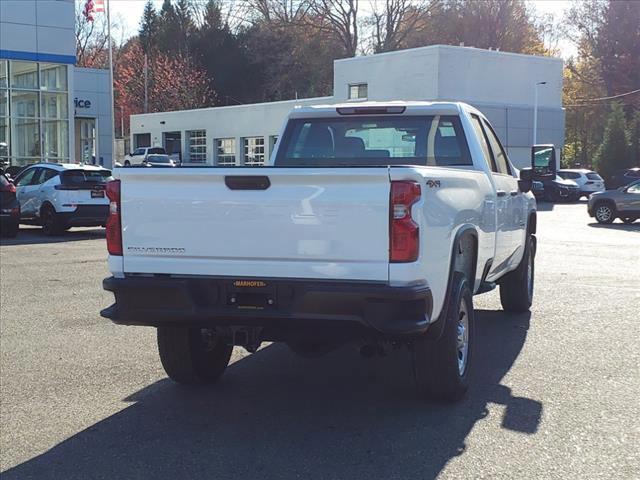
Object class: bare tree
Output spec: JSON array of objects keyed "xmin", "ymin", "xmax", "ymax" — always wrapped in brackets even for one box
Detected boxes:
[
  {"xmin": 370, "ymin": 0, "xmax": 439, "ymax": 53},
  {"xmin": 307, "ymin": 0, "xmax": 359, "ymax": 57},
  {"xmin": 75, "ymin": 5, "xmax": 110, "ymax": 67}
]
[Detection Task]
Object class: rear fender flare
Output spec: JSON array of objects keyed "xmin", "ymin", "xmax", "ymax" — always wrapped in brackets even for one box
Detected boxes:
[{"xmin": 425, "ymin": 225, "xmax": 478, "ymax": 340}]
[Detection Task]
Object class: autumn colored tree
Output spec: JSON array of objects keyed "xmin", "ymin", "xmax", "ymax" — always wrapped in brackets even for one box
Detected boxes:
[{"xmin": 114, "ymin": 40, "xmax": 215, "ymax": 134}]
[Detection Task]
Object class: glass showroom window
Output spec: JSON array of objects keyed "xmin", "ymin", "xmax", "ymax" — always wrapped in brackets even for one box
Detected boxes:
[
  {"xmin": 187, "ymin": 130, "xmax": 207, "ymax": 163},
  {"xmin": 348, "ymin": 83, "xmax": 368, "ymax": 100},
  {"xmin": 244, "ymin": 137, "xmax": 265, "ymax": 166},
  {"xmin": 3, "ymin": 60, "xmax": 69, "ymax": 166},
  {"xmin": 0, "ymin": 61, "xmax": 7, "ymax": 165},
  {"xmin": 216, "ymin": 138, "xmax": 236, "ymax": 166}
]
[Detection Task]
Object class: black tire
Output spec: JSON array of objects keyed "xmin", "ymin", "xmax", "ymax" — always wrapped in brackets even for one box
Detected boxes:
[
  {"xmin": 124, "ymin": 160, "xmax": 131, "ymax": 167},
  {"xmin": 622, "ymin": 217, "xmax": 637, "ymax": 224},
  {"xmin": 1, "ymin": 221, "xmax": 19, "ymax": 238},
  {"xmin": 499, "ymin": 234, "xmax": 536, "ymax": 313},
  {"xmin": 157, "ymin": 327, "xmax": 233, "ymax": 385},
  {"xmin": 594, "ymin": 201, "xmax": 615, "ymax": 224},
  {"xmin": 412, "ymin": 272, "xmax": 474, "ymax": 403},
  {"xmin": 41, "ymin": 205, "xmax": 65, "ymax": 236}
]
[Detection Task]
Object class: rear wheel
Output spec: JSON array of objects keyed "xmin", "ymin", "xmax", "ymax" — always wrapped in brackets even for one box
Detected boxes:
[
  {"xmin": 1, "ymin": 221, "xmax": 19, "ymax": 238},
  {"xmin": 157, "ymin": 327, "xmax": 233, "ymax": 385},
  {"xmin": 412, "ymin": 272, "xmax": 474, "ymax": 403},
  {"xmin": 41, "ymin": 205, "xmax": 65, "ymax": 236},
  {"xmin": 622, "ymin": 217, "xmax": 637, "ymax": 224},
  {"xmin": 594, "ymin": 202, "xmax": 615, "ymax": 224},
  {"xmin": 499, "ymin": 234, "xmax": 535, "ymax": 313}
]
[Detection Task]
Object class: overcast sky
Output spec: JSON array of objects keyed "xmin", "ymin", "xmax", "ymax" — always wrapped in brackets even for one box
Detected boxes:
[{"xmin": 104, "ymin": 0, "xmax": 577, "ymax": 58}]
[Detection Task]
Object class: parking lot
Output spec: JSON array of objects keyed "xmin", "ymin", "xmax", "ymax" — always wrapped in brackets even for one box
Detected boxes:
[{"xmin": 1, "ymin": 203, "xmax": 638, "ymax": 479}]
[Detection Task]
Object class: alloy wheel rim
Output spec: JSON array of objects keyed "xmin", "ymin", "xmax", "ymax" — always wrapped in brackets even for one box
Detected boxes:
[
  {"xmin": 456, "ymin": 299, "xmax": 469, "ymax": 376},
  {"xmin": 596, "ymin": 206, "xmax": 612, "ymax": 222}
]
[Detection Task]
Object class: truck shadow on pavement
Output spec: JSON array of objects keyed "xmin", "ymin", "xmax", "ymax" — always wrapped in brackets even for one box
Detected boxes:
[
  {"xmin": 0, "ymin": 227, "xmax": 105, "ymax": 246},
  {"xmin": 3, "ymin": 310, "xmax": 540, "ymax": 480}
]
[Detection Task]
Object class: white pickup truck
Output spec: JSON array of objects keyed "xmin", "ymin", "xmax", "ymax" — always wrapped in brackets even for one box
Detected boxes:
[{"xmin": 101, "ymin": 102, "xmax": 537, "ymax": 402}]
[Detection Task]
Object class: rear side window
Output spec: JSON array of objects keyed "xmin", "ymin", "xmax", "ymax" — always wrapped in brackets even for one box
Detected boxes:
[
  {"xmin": 61, "ymin": 170, "xmax": 111, "ymax": 185},
  {"xmin": 482, "ymin": 119, "xmax": 511, "ymax": 176},
  {"xmin": 470, "ymin": 115, "xmax": 496, "ymax": 172},
  {"xmin": 41, "ymin": 169, "xmax": 58, "ymax": 183},
  {"xmin": 275, "ymin": 115, "xmax": 471, "ymax": 167},
  {"xmin": 586, "ymin": 172, "xmax": 602, "ymax": 180}
]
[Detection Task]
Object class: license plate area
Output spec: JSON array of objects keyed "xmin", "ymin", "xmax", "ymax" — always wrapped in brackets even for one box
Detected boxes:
[
  {"xmin": 91, "ymin": 190, "xmax": 105, "ymax": 198},
  {"xmin": 228, "ymin": 282, "xmax": 276, "ymax": 309}
]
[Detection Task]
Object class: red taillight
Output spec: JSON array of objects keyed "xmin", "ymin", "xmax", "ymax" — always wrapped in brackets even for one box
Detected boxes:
[
  {"xmin": 1, "ymin": 182, "xmax": 16, "ymax": 193},
  {"xmin": 105, "ymin": 179, "xmax": 122, "ymax": 256},
  {"xmin": 390, "ymin": 181, "xmax": 421, "ymax": 263}
]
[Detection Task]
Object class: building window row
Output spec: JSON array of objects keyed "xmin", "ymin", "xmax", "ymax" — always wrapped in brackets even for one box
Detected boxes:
[
  {"xmin": 129, "ymin": 131, "xmax": 279, "ymax": 166},
  {"xmin": 0, "ymin": 60, "xmax": 69, "ymax": 167}
]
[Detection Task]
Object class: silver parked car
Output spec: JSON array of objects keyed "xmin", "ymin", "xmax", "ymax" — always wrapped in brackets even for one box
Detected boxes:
[{"xmin": 588, "ymin": 180, "xmax": 640, "ymax": 224}]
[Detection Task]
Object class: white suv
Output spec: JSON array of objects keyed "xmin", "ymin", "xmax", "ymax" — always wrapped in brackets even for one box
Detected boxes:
[
  {"xmin": 123, "ymin": 147, "xmax": 166, "ymax": 166},
  {"xmin": 557, "ymin": 169, "xmax": 605, "ymax": 199},
  {"xmin": 13, "ymin": 163, "xmax": 112, "ymax": 235}
]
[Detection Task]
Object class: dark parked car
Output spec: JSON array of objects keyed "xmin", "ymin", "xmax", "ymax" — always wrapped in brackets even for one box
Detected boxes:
[
  {"xmin": 588, "ymin": 180, "xmax": 640, "ymax": 224},
  {"xmin": 0, "ymin": 173, "xmax": 20, "ymax": 237},
  {"xmin": 607, "ymin": 167, "xmax": 640, "ymax": 189},
  {"xmin": 532, "ymin": 180, "xmax": 545, "ymax": 200},
  {"xmin": 544, "ymin": 175, "xmax": 580, "ymax": 202}
]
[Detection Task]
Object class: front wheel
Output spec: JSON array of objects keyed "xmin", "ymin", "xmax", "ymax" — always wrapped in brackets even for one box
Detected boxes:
[
  {"xmin": 499, "ymin": 234, "xmax": 536, "ymax": 313},
  {"xmin": 594, "ymin": 203, "xmax": 615, "ymax": 224},
  {"xmin": 157, "ymin": 327, "xmax": 233, "ymax": 385},
  {"xmin": 124, "ymin": 160, "xmax": 131, "ymax": 167},
  {"xmin": 412, "ymin": 272, "xmax": 474, "ymax": 403}
]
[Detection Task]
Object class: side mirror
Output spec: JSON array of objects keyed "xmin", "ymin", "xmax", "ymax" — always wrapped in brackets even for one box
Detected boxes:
[
  {"xmin": 519, "ymin": 167, "xmax": 534, "ymax": 181},
  {"xmin": 518, "ymin": 167, "xmax": 533, "ymax": 193},
  {"xmin": 531, "ymin": 144, "xmax": 556, "ymax": 177}
]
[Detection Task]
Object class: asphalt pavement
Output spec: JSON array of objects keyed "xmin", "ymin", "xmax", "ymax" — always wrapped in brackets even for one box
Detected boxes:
[{"xmin": 1, "ymin": 203, "xmax": 639, "ymax": 479}]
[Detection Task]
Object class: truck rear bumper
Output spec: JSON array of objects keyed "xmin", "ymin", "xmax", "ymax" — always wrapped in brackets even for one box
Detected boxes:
[{"xmin": 101, "ymin": 276, "xmax": 433, "ymax": 337}]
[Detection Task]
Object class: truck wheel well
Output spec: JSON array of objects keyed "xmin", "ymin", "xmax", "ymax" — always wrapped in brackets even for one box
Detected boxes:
[
  {"xmin": 529, "ymin": 212, "xmax": 537, "ymax": 235},
  {"xmin": 453, "ymin": 230, "xmax": 478, "ymax": 291}
]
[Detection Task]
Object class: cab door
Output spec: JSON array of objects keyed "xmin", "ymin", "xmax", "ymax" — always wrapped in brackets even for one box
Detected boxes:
[
  {"xmin": 14, "ymin": 167, "xmax": 41, "ymax": 217},
  {"xmin": 470, "ymin": 115, "xmax": 511, "ymax": 276},
  {"xmin": 482, "ymin": 119, "xmax": 526, "ymax": 270}
]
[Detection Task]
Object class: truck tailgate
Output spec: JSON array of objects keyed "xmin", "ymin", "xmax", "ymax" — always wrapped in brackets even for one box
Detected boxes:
[{"xmin": 119, "ymin": 168, "xmax": 391, "ymax": 281}]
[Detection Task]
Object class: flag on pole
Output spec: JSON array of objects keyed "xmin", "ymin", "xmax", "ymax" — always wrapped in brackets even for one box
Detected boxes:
[{"xmin": 83, "ymin": 0, "xmax": 105, "ymax": 22}]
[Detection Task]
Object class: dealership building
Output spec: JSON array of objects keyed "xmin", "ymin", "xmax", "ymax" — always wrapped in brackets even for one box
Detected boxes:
[
  {"xmin": 130, "ymin": 45, "xmax": 564, "ymax": 170},
  {"xmin": 0, "ymin": 0, "xmax": 113, "ymax": 168}
]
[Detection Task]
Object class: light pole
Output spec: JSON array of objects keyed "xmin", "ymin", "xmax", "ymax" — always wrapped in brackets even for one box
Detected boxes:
[{"xmin": 533, "ymin": 81, "xmax": 547, "ymax": 146}]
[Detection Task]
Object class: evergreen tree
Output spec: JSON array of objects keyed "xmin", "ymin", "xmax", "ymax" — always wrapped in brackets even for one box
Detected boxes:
[
  {"xmin": 594, "ymin": 103, "xmax": 630, "ymax": 180},
  {"xmin": 628, "ymin": 110, "xmax": 640, "ymax": 167},
  {"xmin": 139, "ymin": 0, "xmax": 159, "ymax": 56},
  {"xmin": 157, "ymin": 0, "xmax": 181, "ymax": 54}
]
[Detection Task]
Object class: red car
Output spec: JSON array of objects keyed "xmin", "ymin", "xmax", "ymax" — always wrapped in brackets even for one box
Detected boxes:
[{"xmin": 0, "ymin": 173, "xmax": 20, "ymax": 238}]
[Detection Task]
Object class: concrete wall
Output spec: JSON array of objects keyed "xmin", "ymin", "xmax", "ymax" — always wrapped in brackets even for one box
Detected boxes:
[
  {"xmin": 333, "ymin": 47, "xmax": 439, "ymax": 102},
  {"xmin": 0, "ymin": 0, "xmax": 75, "ymax": 61},
  {"xmin": 73, "ymin": 68, "xmax": 114, "ymax": 167}
]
